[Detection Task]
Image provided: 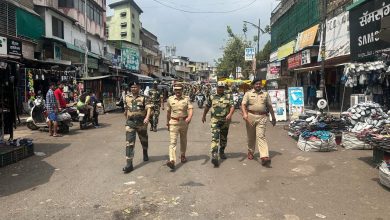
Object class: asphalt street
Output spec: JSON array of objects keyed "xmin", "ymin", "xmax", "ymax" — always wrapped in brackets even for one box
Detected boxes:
[{"xmin": 0, "ymin": 107, "xmax": 389, "ymax": 220}]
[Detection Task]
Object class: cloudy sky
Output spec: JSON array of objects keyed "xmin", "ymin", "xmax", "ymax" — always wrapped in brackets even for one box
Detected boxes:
[{"xmin": 107, "ymin": 0, "xmax": 277, "ymax": 65}]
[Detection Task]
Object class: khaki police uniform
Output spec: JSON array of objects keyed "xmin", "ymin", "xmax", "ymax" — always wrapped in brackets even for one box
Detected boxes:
[
  {"xmin": 167, "ymin": 95, "xmax": 193, "ymax": 163},
  {"xmin": 242, "ymin": 89, "xmax": 272, "ymax": 158},
  {"xmin": 124, "ymin": 93, "xmax": 152, "ymax": 161},
  {"xmin": 207, "ymin": 93, "xmax": 233, "ymax": 153}
]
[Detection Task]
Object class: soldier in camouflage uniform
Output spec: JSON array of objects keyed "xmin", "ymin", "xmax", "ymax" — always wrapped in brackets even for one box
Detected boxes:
[
  {"xmin": 148, "ymin": 81, "xmax": 164, "ymax": 132},
  {"xmin": 123, "ymin": 82, "xmax": 152, "ymax": 173},
  {"xmin": 202, "ymin": 81, "xmax": 235, "ymax": 167}
]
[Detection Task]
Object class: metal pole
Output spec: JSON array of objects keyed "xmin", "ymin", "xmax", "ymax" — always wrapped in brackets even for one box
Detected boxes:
[
  {"xmin": 320, "ymin": 0, "xmax": 327, "ymax": 97},
  {"xmin": 84, "ymin": 0, "xmax": 88, "ymax": 78},
  {"xmin": 257, "ymin": 19, "xmax": 260, "ymax": 56}
]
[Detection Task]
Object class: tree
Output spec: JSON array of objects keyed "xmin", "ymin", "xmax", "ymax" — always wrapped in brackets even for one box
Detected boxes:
[
  {"xmin": 215, "ymin": 26, "xmax": 253, "ymax": 79},
  {"xmin": 256, "ymin": 40, "xmax": 272, "ymax": 65}
]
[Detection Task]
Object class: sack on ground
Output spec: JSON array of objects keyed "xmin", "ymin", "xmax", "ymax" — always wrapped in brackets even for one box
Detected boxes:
[
  {"xmin": 342, "ymin": 132, "xmax": 372, "ymax": 150},
  {"xmin": 297, "ymin": 133, "xmax": 337, "ymax": 152},
  {"xmin": 379, "ymin": 161, "xmax": 390, "ymax": 189}
]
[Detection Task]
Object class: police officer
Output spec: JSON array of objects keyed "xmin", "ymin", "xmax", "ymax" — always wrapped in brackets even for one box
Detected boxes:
[
  {"xmin": 202, "ymin": 81, "xmax": 234, "ymax": 167},
  {"xmin": 123, "ymin": 82, "xmax": 152, "ymax": 173},
  {"xmin": 148, "ymin": 81, "xmax": 164, "ymax": 132},
  {"xmin": 241, "ymin": 77, "xmax": 276, "ymax": 167},
  {"xmin": 166, "ymin": 83, "xmax": 193, "ymax": 170}
]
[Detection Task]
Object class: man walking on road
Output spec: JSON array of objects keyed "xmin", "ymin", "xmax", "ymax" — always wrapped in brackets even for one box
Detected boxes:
[
  {"xmin": 166, "ymin": 83, "xmax": 193, "ymax": 170},
  {"xmin": 123, "ymin": 82, "xmax": 152, "ymax": 173},
  {"xmin": 148, "ymin": 81, "xmax": 164, "ymax": 132},
  {"xmin": 241, "ymin": 78, "xmax": 276, "ymax": 167},
  {"xmin": 202, "ymin": 81, "xmax": 234, "ymax": 167},
  {"xmin": 46, "ymin": 82, "xmax": 61, "ymax": 137}
]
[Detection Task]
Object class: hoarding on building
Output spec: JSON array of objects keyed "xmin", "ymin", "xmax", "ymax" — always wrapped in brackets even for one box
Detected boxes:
[
  {"xmin": 325, "ymin": 11, "xmax": 350, "ymax": 59},
  {"xmin": 288, "ymin": 53, "xmax": 302, "ymax": 69},
  {"xmin": 277, "ymin": 40, "xmax": 295, "ymax": 60},
  {"xmin": 296, "ymin": 24, "xmax": 319, "ymax": 51},
  {"xmin": 121, "ymin": 47, "xmax": 140, "ymax": 71},
  {"xmin": 266, "ymin": 62, "xmax": 281, "ymax": 80},
  {"xmin": 350, "ymin": 0, "xmax": 390, "ymax": 61},
  {"xmin": 0, "ymin": 36, "xmax": 7, "ymax": 55},
  {"xmin": 7, "ymin": 38, "xmax": 22, "ymax": 56}
]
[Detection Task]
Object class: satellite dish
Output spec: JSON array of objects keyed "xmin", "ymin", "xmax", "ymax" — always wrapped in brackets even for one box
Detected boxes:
[{"xmin": 317, "ymin": 99, "xmax": 327, "ymax": 110}]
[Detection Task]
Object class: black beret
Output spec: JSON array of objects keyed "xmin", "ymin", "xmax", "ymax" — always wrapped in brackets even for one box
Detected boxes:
[
  {"xmin": 130, "ymin": 81, "xmax": 140, "ymax": 87},
  {"xmin": 252, "ymin": 77, "xmax": 262, "ymax": 85}
]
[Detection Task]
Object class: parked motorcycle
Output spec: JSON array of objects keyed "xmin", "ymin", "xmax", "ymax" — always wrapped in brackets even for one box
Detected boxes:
[
  {"xmin": 66, "ymin": 106, "xmax": 79, "ymax": 122},
  {"xmin": 78, "ymin": 102, "xmax": 101, "ymax": 129},
  {"xmin": 233, "ymin": 92, "xmax": 243, "ymax": 109},
  {"xmin": 195, "ymin": 93, "xmax": 205, "ymax": 108},
  {"xmin": 26, "ymin": 96, "xmax": 73, "ymax": 133}
]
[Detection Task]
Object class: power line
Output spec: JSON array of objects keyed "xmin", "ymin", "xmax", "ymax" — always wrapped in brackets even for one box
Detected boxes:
[{"xmin": 149, "ymin": 0, "xmax": 258, "ymax": 14}]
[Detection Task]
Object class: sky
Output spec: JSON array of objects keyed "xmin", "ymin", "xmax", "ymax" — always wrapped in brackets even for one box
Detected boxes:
[{"xmin": 107, "ymin": 0, "xmax": 277, "ymax": 65}]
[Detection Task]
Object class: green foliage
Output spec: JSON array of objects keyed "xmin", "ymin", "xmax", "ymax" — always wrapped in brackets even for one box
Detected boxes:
[
  {"xmin": 256, "ymin": 40, "xmax": 272, "ymax": 64},
  {"xmin": 215, "ymin": 26, "xmax": 254, "ymax": 79}
]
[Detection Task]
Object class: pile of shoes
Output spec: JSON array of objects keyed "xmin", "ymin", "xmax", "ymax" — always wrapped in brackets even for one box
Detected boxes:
[
  {"xmin": 341, "ymin": 102, "xmax": 390, "ymax": 133},
  {"xmin": 342, "ymin": 61, "xmax": 390, "ymax": 88},
  {"xmin": 364, "ymin": 134, "xmax": 390, "ymax": 151}
]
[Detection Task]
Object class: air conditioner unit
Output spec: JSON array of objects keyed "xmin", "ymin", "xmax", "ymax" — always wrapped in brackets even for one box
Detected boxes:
[{"xmin": 350, "ymin": 94, "xmax": 373, "ymax": 106}]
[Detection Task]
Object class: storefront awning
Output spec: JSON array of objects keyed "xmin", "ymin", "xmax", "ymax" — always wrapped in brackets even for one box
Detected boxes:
[
  {"xmin": 81, "ymin": 75, "xmax": 111, "ymax": 81},
  {"xmin": 296, "ymin": 24, "xmax": 319, "ymax": 51},
  {"xmin": 65, "ymin": 43, "xmax": 101, "ymax": 59},
  {"xmin": 277, "ymin": 40, "xmax": 296, "ymax": 60},
  {"xmin": 130, "ymin": 73, "xmax": 153, "ymax": 81}
]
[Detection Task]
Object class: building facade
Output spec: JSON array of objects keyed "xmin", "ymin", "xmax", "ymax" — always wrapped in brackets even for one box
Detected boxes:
[{"xmin": 140, "ymin": 28, "xmax": 161, "ymax": 77}]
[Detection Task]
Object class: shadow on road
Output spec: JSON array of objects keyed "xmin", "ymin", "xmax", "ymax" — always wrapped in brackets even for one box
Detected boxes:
[
  {"xmin": 358, "ymin": 156, "xmax": 376, "ymax": 167},
  {"xmin": 132, "ymin": 155, "xmax": 169, "ymax": 170},
  {"xmin": 371, "ymin": 178, "xmax": 390, "ymax": 192},
  {"xmin": 169, "ymin": 154, "xmax": 211, "ymax": 172},
  {"xmin": 0, "ymin": 142, "xmax": 71, "ymax": 197}
]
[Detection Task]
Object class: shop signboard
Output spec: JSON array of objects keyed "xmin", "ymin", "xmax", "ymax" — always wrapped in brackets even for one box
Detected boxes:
[
  {"xmin": 266, "ymin": 61, "xmax": 281, "ymax": 80},
  {"xmin": 277, "ymin": 40, "xmax": 295, "ymax": 60},
  {"xmin": 325, "ymin": 11, "xmax": 350, "ymax": 59},
  {"xmin": 0, "ymin": 36, "xmax": 7, "ymax": 55},
  {"xmin": 301, "ymin": 49, "xmax": 311, "ymax": 65},
  {"xmin": 350, "ymin": 0, "xmax": 390, "ymax": 61},
  {"xmin": 7, "ymin": 38, "xmax": 22, "ymax": 56},
  {"xmin": 288, "ymin": 87, "xmax": 305, "ymax": 119},
  {"xmin": 287, "ymin": 52, "xmax": 302, "ymax": 69},
  {"xmin": 296, "ymin": 24, "xmax": 319, "ymax": 51},
  {"xmin": 121, "ymin": 47, "xmax": 140, "ymax": 71},
  {"xmin": 269, "ymin": 50, "xmax": 278, "ymax": 62},
  {"xmin": 268, "ymin": 89, "xmax": 287, "ymax": 121}
]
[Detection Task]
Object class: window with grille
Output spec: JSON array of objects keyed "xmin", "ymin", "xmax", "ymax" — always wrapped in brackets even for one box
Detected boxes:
[
  {"xmin": 58, "ymin": 0, "xmax": 74, "ymax": 8},
  {"xmin": 87, "ymin": 39, "xmax": 91, "ymax": 51},
  {"xmin": 132, "ymin": 32, "xmax": 135, "ymax": 38},
  {"xmin": 52, "ymin": 16, "xmax": 64, "ymax": 39},
  {"xmin": 121, "ymin": 32, "xmax": 127, "ymax": 37},
  {"xmin": 120, "ymin": 12, "xmax": 126, "ymax": 17},
  {"xmin": 121, "ymin": 22, "xmax": 127, "ymax": 28}
]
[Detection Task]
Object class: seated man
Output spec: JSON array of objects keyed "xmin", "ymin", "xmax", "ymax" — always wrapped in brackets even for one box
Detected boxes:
[{"xmin": 77, "ymin": 91, "xmax": 94, "ymax": 119}]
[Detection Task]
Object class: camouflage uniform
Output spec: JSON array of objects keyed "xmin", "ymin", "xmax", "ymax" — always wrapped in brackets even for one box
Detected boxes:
[
  {"xmin": 124, "ymin": 93, "xmax": 152, "ymax": 161},
  {"xmin": 148, "ymin": 88, "xmax": 162, "ymax": 130},
  {"xmin": 207, "ymin": 93, "xmax": 234, "ymax": 153}
]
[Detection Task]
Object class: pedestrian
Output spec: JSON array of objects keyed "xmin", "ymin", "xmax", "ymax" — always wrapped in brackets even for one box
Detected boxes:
[
  {"xmin": 148, "ymin": 81, "xmax": 164, "ymax": 132},
  {"xmin": 46, "ymin": 82, "xmax": 61, "ymax": 137},
  {"xmin": 166, "ymin": 83, "xmax": 193, "ymax": 170},
  {"xmin": 202, "ymin": 81, "xmax": 234, "ymax": 167},
  {"xmin": 122, "ymin": 82, "xmax": 152, "ymax": 173},
  {"xmin": 54, "ymin": 81, "xmax": 67, "ymax": 111},
  {"xmin": 241, "ymin": 77, "xmax": 276, "ymax": 167}
]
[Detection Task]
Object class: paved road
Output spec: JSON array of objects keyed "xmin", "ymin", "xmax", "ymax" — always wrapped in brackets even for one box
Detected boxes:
[{"xmin": 0, "ymin": 108, "xmax": 389, "ymax": 220}]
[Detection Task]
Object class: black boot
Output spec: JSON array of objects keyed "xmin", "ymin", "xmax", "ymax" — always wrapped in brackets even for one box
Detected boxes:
[
  {"xmin": 219, "ymin": 148, "xmax": 227, "ymax": 160},
  {"xmin": 211, "ymin": 151, "xmax": 219, "ymax": 167},
  {"xmin": 123, "ymin": 160, "xmax": 133, "ymax": 174},
  {"xmin": 143, "ymin": 149, "xmax": 149, "ymax": 161},
  {"xmin": 150, "ymin": 126, "xmax": 153, "ymax": 131},
  {"xmin": 153, "ymin": 126, "xmax": 157, "ymax": 132}
]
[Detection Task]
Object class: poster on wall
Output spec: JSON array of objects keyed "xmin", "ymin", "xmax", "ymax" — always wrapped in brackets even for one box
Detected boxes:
[
  {"xmin": 266, "ymin": 61, "xmax": 281, "ymax": 80},
  {"xmin": 0, "ymin": 36, "xmax": 7, "ymax": 55},
  {"xmin": 288, "ymin": 87, "xmax": 305, "ymax": 119},
  {"xmin": 349, "ymin": 0, "xmax": 390, "ymax": 61},
  {"xmin": 121, "ymin": 47, "xmax": 140, "ymax": 71},
  {"xmin": 268, "ymin": 90, "xmax": 287, "ymax": 122}
]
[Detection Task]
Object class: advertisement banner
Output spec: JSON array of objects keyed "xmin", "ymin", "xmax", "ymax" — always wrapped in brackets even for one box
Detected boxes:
[
  {"xmin": 277, "ymin": 40, "xmax": 295, "ymax": 60},
  {"xmin": 296, "ymin": 24, "xmax": 319, "ymax": 51},
  {"xmin": 266, "ymin": 61, "xmax": 281, "ymax": 80},
  {"xmin": 326, "ymin": 11, "xmax": 350, "ymax": 59},
  {"xmin": 0, "ymin": 36, "xmax": 7, "ymax": 55},
  {"xmin": 121, "ymin": 47, "xmax": 140, "ymax": 71},
  {"xmin": 350, "ymin": 0, "xmax": 390, "ymax": 61},
  {"xmin": 245, "ymin": 48, "xmax": 255, "ymax": 61},
  {"xmin": 268, "ymin": 89, "xmax": 287, "ymax": 121},
  {"xmin": 288, "ymin": 87, "xmax": 305, "ymax": 119},
  {"xmin": 287, "ymin": 52, "xmax": 302, "ymax": 69},
  {"xmin": 301, "ymin": 49, "xmax": 311, "ymax": 65}
]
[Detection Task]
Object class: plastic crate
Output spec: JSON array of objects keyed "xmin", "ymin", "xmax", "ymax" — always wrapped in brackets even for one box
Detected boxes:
[{"xmin": 0, "ymin": 143, "xmax": 34, "ymax": 167}]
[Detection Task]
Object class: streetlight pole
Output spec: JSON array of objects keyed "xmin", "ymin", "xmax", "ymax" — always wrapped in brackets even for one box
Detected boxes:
[
  {"xmin": 243, "ymin": 19, "xmax": 264, "ymax": 55},
  {"xmin": 84, "ymin": 0, "xmax": 88, "ymax": 78}
]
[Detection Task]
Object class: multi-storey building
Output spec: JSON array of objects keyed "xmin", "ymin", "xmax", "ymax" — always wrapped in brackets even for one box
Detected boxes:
[
  {"xmin": 106, "ymin": 0, "xmax": 142, "ymax": 73},
  {"xmin": 33, "ymin": 0, "xmax": 107, "ymax": 76},
  {"xmin": 140, "ymin": 28, "xmax": 162, "ymax": 77},
  {"xmin": 172, "ymin": 56, "xmax": 190, "ymax": 80}
]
